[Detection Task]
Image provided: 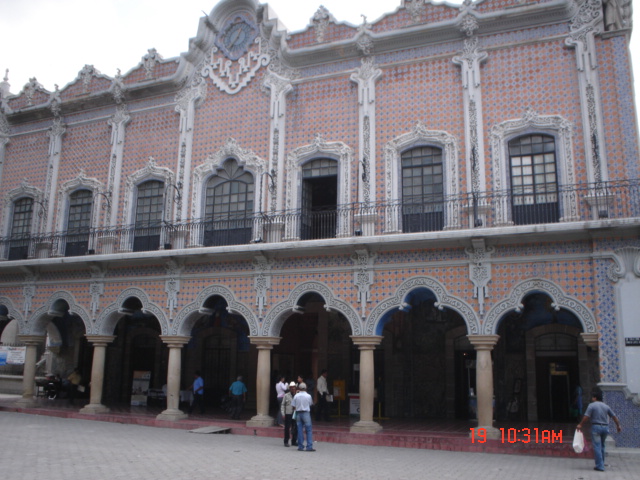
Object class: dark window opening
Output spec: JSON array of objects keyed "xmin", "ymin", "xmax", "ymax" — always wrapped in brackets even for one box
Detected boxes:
[
  {"xmin": 8, "ymin": 197, "xmax": 34, "ymax": 260},
  {"xmin": 401, "ymin": 146, "xmax": 444, "ymax": 232},
  {"xmin": 65, "ymin": 189, "xmax": 93, "ymax": 257},
  {"xmin": 509, "ymin": 135, "xmax": 559, "ymax": 225},
  {"xmin": 301, "ymin": 159, "xmax": 338, "ymax": 240},
  {"xmin": 133, "ymin": 180, "xmax": 164, "ymax": 252}
]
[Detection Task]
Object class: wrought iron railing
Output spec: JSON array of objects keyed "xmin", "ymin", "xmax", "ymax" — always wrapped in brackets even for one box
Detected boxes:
[{"xmin": 0, "ymin": 179, "xmax": 638, "ymax": 260}]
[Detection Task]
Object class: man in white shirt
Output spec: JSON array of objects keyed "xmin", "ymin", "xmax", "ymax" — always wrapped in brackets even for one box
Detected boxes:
[
  {"xmin": 275, "ymin": 375, "xmax": 287, "ymax": 426},
  {"xmin": 315, "ymin": 369, "xmax": 330, "ymax": 422},
  {"xmin": 291, "ymin": 382, "xmax": 315, "ymax": 451}
]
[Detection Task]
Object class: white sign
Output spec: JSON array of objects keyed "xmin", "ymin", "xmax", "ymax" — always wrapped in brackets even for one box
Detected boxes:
[{"xmin": 0, "ymin": 346, "xmax": 26, "ymax": 365}]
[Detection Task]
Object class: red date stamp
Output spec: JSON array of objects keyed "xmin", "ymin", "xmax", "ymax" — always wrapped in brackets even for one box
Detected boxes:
[{"xmin": 470, "ymin": 427, "xmax": 563, "ymax": 444}]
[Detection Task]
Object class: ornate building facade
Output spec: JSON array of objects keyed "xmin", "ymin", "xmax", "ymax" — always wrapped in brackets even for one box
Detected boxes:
[{"xmin": 0, "ymin": 0, "xmax": 639, "ymax": 445}]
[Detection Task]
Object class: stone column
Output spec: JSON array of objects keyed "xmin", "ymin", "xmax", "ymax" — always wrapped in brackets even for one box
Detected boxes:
[
  {"xmin": 468, "ymin": 335, "xmax": 500, "ymax": 439},
  {"xmin": 246, "ymin": 336, "xmax": 280, "ymax": 427},
  {"xmin": 350, "ymin": 336, "xmax": 383, "ymax": 434},
  {"xmin": 16, "ymin": 335, "xmax": 45, "ymax": 406},
  {"xmin": 157, "ymin": 335, "xmax": 190, "ymax": 421},
  {"xmin": 80, "ymin": 335, "xmax": 116, "ymax": 414}
]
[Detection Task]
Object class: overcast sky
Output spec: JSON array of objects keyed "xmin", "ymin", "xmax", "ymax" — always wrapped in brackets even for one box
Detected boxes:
[{"xmin": 0, "ymin": 0, "xmax": 638, "ymax": 120}]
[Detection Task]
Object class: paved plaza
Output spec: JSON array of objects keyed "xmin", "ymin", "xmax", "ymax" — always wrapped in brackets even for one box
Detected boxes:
[{"xmin": 1, "ymin": 411, "xmax": 639, "ymax": 480}]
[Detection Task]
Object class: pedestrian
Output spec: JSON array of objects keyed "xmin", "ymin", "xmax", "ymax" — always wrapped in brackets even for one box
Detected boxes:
[
  {"xmin": 576, "ymin": 390, "xmax": 622, "ymax": 472},
  {"xmin": 67, "ymin": 368, "xmax": 82, "ymax": 405},
  {"xmin": 229, "ymin": 375, "xmax": 247, "ymax": 420},
  {"xmin": 188, "ymin": 371, "xmax": 205, "ymax": 414},
  {"xmin": 291, "ymin": 382, "xmax": 315, "ymax": 451},
  {"xmin": 572, "ymin": 383, "xmax": 583, "ymax": 420},
  {"xmin": 281, "ymin": 381, "xmax": 298, "ymax": 447},
  {"xmin": 315, "ymin": 369, "xmax": 331, "ymax": 421},
  {"xmin": 275, "ymin": 375, "xmax": 287, "ymax": 426}
]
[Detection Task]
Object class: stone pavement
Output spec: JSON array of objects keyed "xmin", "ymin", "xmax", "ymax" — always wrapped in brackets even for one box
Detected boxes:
[{"xmin": 1, "ymin": 411, "xmax": 639, "ymax": 480}]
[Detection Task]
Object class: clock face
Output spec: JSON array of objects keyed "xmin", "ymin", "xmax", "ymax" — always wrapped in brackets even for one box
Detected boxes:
[{"xmin": 217, "ymin": 19, "xmax": 257, "ymax": 61}]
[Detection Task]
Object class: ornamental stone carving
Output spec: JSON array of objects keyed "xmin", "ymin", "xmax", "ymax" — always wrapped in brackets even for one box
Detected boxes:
[
  {"xmin": 606, "ymin": 247, "xmax": 640, "ymax": 282},
  {"xmin": 365, "ymin": 276, "xmax": 479, "ymax": 336},
  {"xmin": 465, "ymin": 239, "xmax": 494, "ymax": 316},
  {"xmin": 483, "ymin": 279, "xmax": 597, "ymax": 335}
]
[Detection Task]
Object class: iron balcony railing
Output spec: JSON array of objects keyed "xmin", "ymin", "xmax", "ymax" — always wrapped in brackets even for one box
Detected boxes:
[{"xmin": 1, "ymin": 179, "xmax": 638, "ymax": 260}]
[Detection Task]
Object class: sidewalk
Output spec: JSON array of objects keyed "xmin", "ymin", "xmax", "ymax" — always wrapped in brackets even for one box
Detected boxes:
[{"xmin": 1, "ymin": 410, "xmax": 639, "ymax": 480}]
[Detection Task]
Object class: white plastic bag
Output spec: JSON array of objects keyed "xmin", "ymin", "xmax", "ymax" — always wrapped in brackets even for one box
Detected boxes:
[{"xmin": 572, "ymin": 429, "xmax": 585, "ymax": 453}]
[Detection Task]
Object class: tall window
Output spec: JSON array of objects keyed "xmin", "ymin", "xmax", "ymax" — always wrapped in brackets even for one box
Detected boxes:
[
  {"xmin": 8, "ymin": 197, "xmax": 34, "ymax": 260},
  {"xmin": 401, "ymin": 146, "xmax": 444, "ymax": 232},
  {"xmin": 204, "ymin": 159, "xmax": 254, "ymax": 246},
  {"xmin": 301, "ymin": 158, "xmax": 338, "ymax": 240},
  {"xmin": 133, "ymin": 180, "xmax": 164, "ymax": 252},
  {"xmin": 509, "ymin": 135, "xmax": 559, "ymax": 225},
  {"xmin": 65, "ymin": 189, "xmax": 93, "ymax": 257}
]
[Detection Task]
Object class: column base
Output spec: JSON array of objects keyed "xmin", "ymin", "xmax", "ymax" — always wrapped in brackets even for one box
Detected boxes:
[
  {"xmin": 14, "ymin": 396, "xmax": 36, "ymax": 408},
  {"xmin": 246, "ymin": 414, "xmax": 274, "ymax": 427},
  {"xmin": 80, "ymin": 404, "xmax": 111, "ymax": 414},
  {"xmin": 350, "ymin": 420, "xmax": 383, "ymax": 434},
  {"xmin": 470, "ymin": 426, "xmax": 500, "ymax": 440},
  {"xmin": 156, "ymin": 409, "xmax": 188, "ymax": 421}
]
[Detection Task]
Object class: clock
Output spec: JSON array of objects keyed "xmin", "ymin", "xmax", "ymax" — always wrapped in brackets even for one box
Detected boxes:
[{"xmin": 216, "ymin": 19, "xmax": 257, "ymax": 61}]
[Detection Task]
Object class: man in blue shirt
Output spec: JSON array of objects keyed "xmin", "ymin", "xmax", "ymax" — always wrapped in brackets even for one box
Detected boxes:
[
  {"xmin": 188, "ymin": 371, "xmax": 205, "ymax": 415},
  {"xmin": 577, "ymin": 390, "xmax": 622, "ymax": 472},
  {"xmin": 229, "ymin": 376, "xmax": 247, "ymax": 420}
]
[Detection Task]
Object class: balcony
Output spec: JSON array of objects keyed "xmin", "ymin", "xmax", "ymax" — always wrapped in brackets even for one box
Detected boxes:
[{"xmin": 1, "ymin": 179, "xmax": 638, "ymax": 261}]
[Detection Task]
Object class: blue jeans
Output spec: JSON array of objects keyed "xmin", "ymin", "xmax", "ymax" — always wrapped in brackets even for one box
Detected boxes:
[
  {"xmin": 296, "ymin": 411, "xmax": 313, "ymax": 450},
  {"xmin": 591, "ymin": 424, "xmax": 609, "ymax": 471}
]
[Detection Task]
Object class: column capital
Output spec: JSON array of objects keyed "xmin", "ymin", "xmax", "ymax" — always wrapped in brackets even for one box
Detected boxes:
[
  {"xmin": 17, "ymin": 335, "xmax": 46, "ymax": 346},
  {"xmin": 467, "ymin": 334, "xmax": 500, "ymax": 350},
  {"xmin": 249, "ymin": 336, "xmax": 281, "ymax": 349},
  {"xmin": 350, "ymin": 335, "xmax": 383, "ymax": 349},
  {"xmin": 85, "ymin": 335, "xmax": 116, "ymax": 347},
  {"xmin": 580, "ymin": 333, "xmax": 599, "ymax": 349},
  {"xmin": 160, "ymin": 335, "xmax": 190, "ymax": 348}
]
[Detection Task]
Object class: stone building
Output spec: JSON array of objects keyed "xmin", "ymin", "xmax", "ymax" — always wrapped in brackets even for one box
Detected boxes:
[{"xmin": 0, "ymin": 0, "xmax": 639, "ymax": 446}]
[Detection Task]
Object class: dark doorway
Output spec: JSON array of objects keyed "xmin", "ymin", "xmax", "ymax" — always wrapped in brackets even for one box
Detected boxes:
[{"xmin": 301, "ymin": 159, "xmax": 338, "ymax": 240}]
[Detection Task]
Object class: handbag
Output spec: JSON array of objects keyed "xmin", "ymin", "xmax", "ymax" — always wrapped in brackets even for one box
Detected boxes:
[
  {"xmin": 325, "ymin": 394, "xmax": 333, "ymax": 402},
  {"xmin": 572, "ymin": 429, "xmax": 584, "ymax": 453},
  {"xmin": 292, "ymin": 410, "xmax": 297, "ymax": 420}
]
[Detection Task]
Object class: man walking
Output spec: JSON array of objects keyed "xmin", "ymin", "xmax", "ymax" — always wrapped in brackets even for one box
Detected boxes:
[
  {"xmin": 576, "ymin": 390, "xmax": 622, "ymax": 472},
  {"xmin": 292, "ymin": 382, "xmax": 315, "ymax": 451},
  {"xmin": 229, "ymin": 376, "xmax": 247, "ymax": 420}
]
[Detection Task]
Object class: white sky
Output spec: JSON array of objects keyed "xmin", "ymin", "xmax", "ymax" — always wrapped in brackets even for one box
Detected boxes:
[{"xmin": 0, "ymin": 0, "xmax": 638, "ymax": 121}]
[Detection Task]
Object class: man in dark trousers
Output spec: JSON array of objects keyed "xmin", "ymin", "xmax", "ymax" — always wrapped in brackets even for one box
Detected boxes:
[
  {"xmin": 576, "ymin": 390, "xmax": 622, "ymax": 472},
  {"xmin": 188, "ymin": 371, "xmax": 205, "ymax": 415}
]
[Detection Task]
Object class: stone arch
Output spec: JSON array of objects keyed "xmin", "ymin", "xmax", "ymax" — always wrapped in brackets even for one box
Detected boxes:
[
  {"xmin": 383, "ymin": 122, "xmax": 461, "ymax": 232},
  {"xmin": 0, "ymin": 296, "xmax": 25, "ymax": 334},
  {"xmin": 28, "ymin": 291, "xmax": 91, "ymax": 336},
  {"xmin": 483, "ymin": 278, "xmax": 596, "ymax": 335},
  {"xmin": 365, "ymin": 276, "xmax": 479, "ymax": 336},
  {"xmin": 172, "ymin": 284, "xmax": 259, "ymax": 336},
  {"xmin": 96, "ymin": 287, "xmax": 169, "ymax": 335},
  {"xmin": 262, "ymin": 281, "xmax": 362, "ymax": 337}
]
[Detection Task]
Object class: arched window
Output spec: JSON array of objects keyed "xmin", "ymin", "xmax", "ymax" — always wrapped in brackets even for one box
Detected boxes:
[
  {"xmin": 8, "ymin": 197, "xmax": 34, "ymax": 260},
  {"xmin": 204, "ymin": 159, "xmax": 254, "ymax": 246},
  {"xmin": 65, "ymin": 189, "xmax": 93, "ymax": 257},
  {"xmin": 133, "ymin": 180, "xmax": 164, "ymax": 252},
  {"xmin": 301, "ymin": 158, "xmax": 338, "ymax": 240},
  {"xmin": 401, "ymin": 146, "xmax": 444, "ymax": 232},
  {"xmin": 509, "ymin": 135, "xmax": 559, "ymax": 225}
]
